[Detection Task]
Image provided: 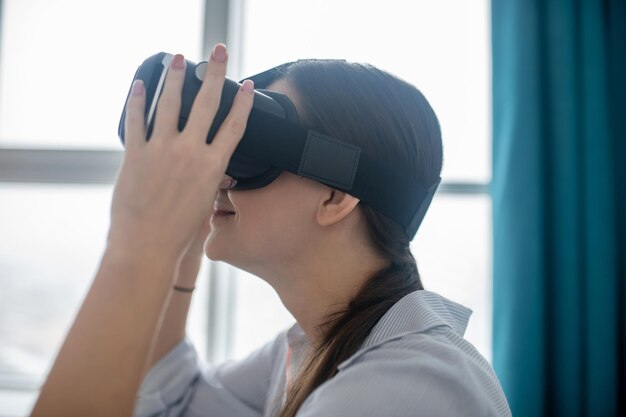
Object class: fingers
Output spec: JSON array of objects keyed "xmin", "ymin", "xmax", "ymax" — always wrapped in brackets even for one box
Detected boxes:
[
  {"xmin": 210, "ymin": 79, "xmax": 254, "ymax": 158},
  {"xmin": 124, "ymin": 80, "xmax": 147, "ymax": 150},
  {"xmin": 140, "ymin": 43, "xmax": 251, "ymax": 166},
  {"xmin": 152, "ymin": 54, "xmax": 186, "ymax": 137},
  {"xmin": 186, "ymin": 43, "xmax": 228, "ymax": 140}
]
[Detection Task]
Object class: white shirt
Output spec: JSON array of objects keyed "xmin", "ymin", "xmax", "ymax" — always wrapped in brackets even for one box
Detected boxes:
[{"xmin": 134, "ymin": 290, "xmax": 512, "ymax": 416}]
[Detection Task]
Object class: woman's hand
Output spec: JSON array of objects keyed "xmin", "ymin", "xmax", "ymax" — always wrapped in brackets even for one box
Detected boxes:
[
  {"xmin": 30, "ymin": 43, "xmax": 253, "ymax": 417},
  {"xmin": 107, "ymin": 44, "xmax": 253, "ymax": 266}
]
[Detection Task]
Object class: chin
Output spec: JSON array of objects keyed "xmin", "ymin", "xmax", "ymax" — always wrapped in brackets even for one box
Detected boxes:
[
  {"xmin": 204, "ymin": 247, "xmax": 225, "ymax": 262},
  {"xmin": 205, "ymin": 236, "xmax": 244, "ymax": 267},
  {"xmin": 203, "ymin": 235, "xmax": 226, "ymax": 262}
]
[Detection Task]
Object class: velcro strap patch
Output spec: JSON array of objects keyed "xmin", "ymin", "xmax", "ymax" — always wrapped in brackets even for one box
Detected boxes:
[{"xmin": 297, "ymin": 131, "xmax": 361, "ymax": 190}]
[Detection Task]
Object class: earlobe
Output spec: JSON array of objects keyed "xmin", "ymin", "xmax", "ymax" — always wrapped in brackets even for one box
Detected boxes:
[{"xmin": 315, "ymin": 189, "xmax": 361, "ymax": 227}]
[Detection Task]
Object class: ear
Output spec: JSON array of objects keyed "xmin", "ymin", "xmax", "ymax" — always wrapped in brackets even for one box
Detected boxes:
[{"xmin": 315, "ymin": 188, "xmax": 361, "ymax": 227}]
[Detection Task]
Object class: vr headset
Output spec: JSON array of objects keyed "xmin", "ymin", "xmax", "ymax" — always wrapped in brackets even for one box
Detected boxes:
[{"xmin": 118, "ymin": 52, "xmax": 440, "ymax": 240}]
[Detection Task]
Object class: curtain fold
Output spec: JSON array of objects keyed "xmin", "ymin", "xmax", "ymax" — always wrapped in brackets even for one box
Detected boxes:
[{"xmin": 491, "ymin": 0, "xmax": 626, "ymax": 416}]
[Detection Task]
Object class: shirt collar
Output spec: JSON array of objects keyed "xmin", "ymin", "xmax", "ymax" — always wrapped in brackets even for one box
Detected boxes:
[
  {"xmin": 339, "ymin": 290, "xmax": 472, "ymax": 370},
  {"xmin": 285, "ymin": 290, "xmax": 472, "ymax": 358},
  {"xmin": 360, "ymin": 289, "xmax": 472, "ymax": 349},
  {"xmin": 286, "ymin": 321, "xmax": 309, "ymax": 350}
]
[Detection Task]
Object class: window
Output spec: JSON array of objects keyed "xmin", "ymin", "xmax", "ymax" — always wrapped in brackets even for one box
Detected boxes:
[
  {"xmin": 0, "ymin": 0, "xmax": 491, "ymax": 414},
  {"xmin": 0, "ymin": 0, "xmax": 204, "ymax": 149},
  {"xmin": 0, "ymin": 0, "xmax": 207, "ymax": 412}
]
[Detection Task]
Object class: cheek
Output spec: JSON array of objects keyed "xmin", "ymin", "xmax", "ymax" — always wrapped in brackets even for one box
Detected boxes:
[
  {"xmin": 238, "ymin": 205, "xmax": 309, "ymax": 256},
  {"xmin": 205, "ymin": 196, "xmax": 313, "ymax": 262}
]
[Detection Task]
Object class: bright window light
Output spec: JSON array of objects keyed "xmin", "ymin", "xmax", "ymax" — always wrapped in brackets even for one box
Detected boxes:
[{"xmin": 0, "ymin": 0, "xmax": 204, "ymax": 149}]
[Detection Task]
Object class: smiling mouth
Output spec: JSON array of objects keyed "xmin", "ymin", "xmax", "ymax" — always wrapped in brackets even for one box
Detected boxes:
[{"xmin": 213, "ymin": 210, "xmax": 235, "ymax": 216}]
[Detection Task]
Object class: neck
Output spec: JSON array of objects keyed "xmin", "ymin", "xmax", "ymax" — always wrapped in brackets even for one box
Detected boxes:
[{"xmin": 254, "ymin": 232, "xmax": 388, "ymax": 345}]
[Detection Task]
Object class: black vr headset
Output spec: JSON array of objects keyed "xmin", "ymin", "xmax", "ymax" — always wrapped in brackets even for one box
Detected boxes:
[{"xmin": 118, "ymin": 52, "xmax": 440, "ymax": 240}]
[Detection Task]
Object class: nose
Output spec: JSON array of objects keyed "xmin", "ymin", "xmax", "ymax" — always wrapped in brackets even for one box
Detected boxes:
[{"xmin": 218, "ymin": 174, "xmax": 237, "ymax": 190}]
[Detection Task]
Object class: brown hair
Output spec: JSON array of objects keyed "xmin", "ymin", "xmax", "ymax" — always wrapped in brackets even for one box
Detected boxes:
[{"xmin": 273, "ymin": 60, "xmax": 443, "ymax": 417}]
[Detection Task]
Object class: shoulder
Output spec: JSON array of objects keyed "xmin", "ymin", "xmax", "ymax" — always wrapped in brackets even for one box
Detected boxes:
[
  {"xmin": 213, "ymin": 324, "xmax": 291, "ymax": 382},
  {"xmin": 296, "ymin": 330, "xmax": 511, "ymax": 417}
]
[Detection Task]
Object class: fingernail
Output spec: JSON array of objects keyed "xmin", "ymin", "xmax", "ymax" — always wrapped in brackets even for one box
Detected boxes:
[
  {"xmin": 171, "ymin": 54, "xmax": 185, "ymax": 70},
  {"xmin": 241, "ymin": 79, "xmax": 254, "ymax": 94},
  {"xmin": 131, "ymin": 79, "xmax": 144, "ymax": 96},
  {"xmin": 212, "ymin": 44, "xmax": 227, "ymax": 63}
]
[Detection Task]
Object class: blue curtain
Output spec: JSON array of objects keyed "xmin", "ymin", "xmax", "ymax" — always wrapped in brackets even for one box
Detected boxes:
[{"xmin": 491, "ymin": 0, "xmax": 626, "ymax": 416}]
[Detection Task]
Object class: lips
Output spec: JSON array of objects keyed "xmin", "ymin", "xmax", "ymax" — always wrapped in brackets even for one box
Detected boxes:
[
  {"xmin": 213, "ymin": 210, "xmax": 235, "ymax": 215},
  {"xmin": 213, "ymin": 203, "xmax": 235, "ymax": 216}
]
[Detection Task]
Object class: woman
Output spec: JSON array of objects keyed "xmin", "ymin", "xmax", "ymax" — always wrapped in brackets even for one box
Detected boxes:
[{"xmin": 31, "ymin": 43, "xmax": 511, "ymax": 417}]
